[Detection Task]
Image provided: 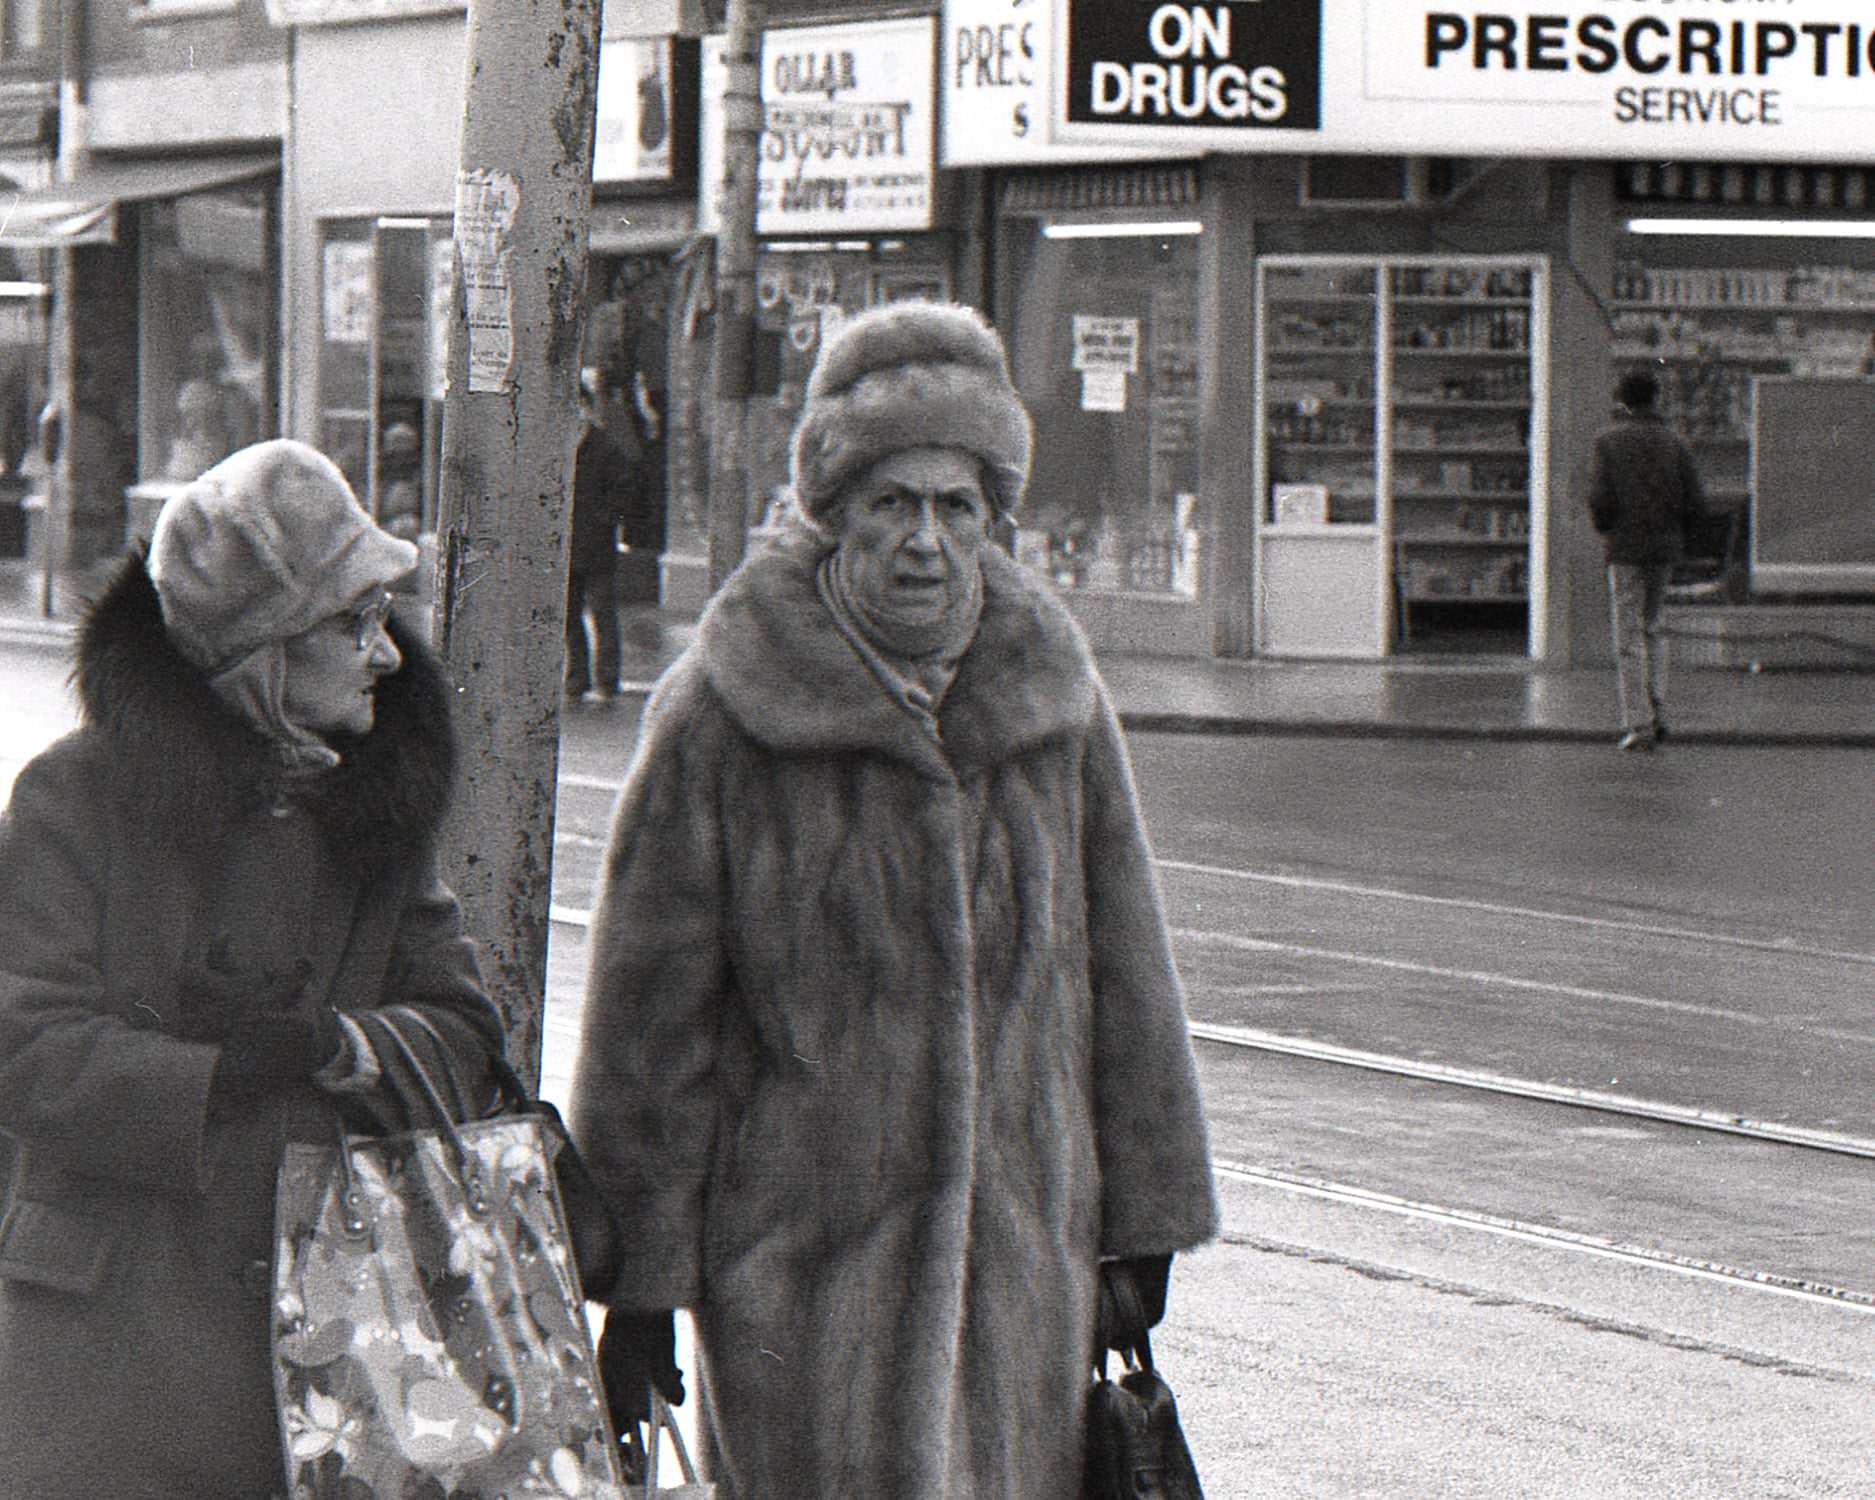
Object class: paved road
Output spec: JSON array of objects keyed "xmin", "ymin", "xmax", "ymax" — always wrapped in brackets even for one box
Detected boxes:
[{"xmin": 8, "ymin": 656, "xmax": 1875, "ymax": 1493}]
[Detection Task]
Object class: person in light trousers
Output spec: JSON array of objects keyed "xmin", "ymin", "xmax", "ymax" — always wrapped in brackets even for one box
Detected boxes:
[{"xmin": 1587, "ymin": 367, "xmax": 1708, "ymax": 751}]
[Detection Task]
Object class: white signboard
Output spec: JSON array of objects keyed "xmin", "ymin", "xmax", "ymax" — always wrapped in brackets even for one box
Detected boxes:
[
  {"xmin": 941, "ymin": 0, "xmax": 1152, "ymax": 165},
  {"xmin": 594, "ymin": 37, "xmax": 677, "ymax": 184},
  {"xmin": 699, "ymin": 17, "xmax": 937, "ymax": 235},
  {"xmin": 1051, "ymin": 0, "xmax": 1875, "ymax": 164}
]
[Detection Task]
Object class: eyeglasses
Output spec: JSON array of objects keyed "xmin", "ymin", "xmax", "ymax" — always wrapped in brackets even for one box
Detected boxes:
[{"xmin": 345, "ymin": 591, "xmax": 396, "ymax": 651}]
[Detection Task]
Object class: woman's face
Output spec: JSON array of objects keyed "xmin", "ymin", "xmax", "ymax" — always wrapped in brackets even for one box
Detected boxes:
[
  {"xmin": 282, "ymin": 588, "xmax": 403, "ymax": 737},
  {"xmin": 835, "ymin": 447, "xmax": 992, "ymax": 625}
]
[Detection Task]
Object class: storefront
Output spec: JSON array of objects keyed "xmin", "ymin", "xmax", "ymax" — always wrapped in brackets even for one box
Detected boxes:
[
  {"xmin": 582, "ymin": 27, "xmax": 699, "ymax": 608},
  {"xmin": 940, "ymin": 0, "xmax": 1875, "ymax": 667},
  {"xmin": 0, "ymin": 153, "xmax": 281, "ymax": 564},
  {"xmin": 991, "ymin": 166, "xmax": 1211, "ymax": 654}
]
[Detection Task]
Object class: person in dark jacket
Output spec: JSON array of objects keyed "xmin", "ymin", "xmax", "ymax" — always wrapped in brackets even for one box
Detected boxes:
[
  {"xmin": 566, "ymin": 380, "xmax": 639, "ymax": 701},
  {"xmin": 569, "ymin": 302, "xmax": 1217, "ymax": 1500},
  {"xmin": 1587, "ymin": 368, "xmax": 1707, "ymax": 751},
  {"xmin": 0, "ymin": 439, "xmax": 506, "ymax": 1499}
]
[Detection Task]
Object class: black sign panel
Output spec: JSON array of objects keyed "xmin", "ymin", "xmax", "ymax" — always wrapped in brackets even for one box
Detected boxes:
[{"xmin": 1065, "ymin": 0, "xmax": 1322, "ymax": 132}]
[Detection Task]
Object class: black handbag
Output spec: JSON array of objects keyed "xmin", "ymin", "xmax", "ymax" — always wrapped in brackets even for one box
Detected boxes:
[
  {"xmin": 1084, "ymin": 1334, "xmax": 1204, "ymax": 1500},
  {"xmin": 1084, "ymin": 1266, "xmax": 1204, "ymax": 1500}
]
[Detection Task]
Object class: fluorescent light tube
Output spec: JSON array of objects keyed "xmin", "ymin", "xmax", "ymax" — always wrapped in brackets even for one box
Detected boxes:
[
  {"xmin": 1041, "ymin": 220, "xmax": 1204, "ymax": 240},
  {"xmin": 1627, "ymin": 217, "xmax": 1875, "ymax": 238}
]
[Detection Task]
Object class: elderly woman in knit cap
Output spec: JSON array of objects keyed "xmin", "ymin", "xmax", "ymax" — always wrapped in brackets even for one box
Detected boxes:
[
  {"xmin": 0, "ymin": 439, "xmax": 505, "ymax": 1498},
  {"xmin": 570, "ymin": 302, "xmax": 1217, "ymax": 1500}
]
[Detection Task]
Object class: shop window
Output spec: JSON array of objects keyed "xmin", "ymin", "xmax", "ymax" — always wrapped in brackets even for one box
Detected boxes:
[
  {"xmin": 2, "ymin": 0, "xmax": 46, "ymax": 55},
  {"xmin": 996, "ymin": 218, "xmax": 1205, "ymax": 598},
  {"xmin": 140, "ymin": 185, "xmax": 274, "ymax": 489},
  {"xmin": 315, "ymin": 215, "xmax": 450, "ymax": 539},
  {"xmin": 740, "ymin": 237, "xmax": 953, "ymax": 535}
]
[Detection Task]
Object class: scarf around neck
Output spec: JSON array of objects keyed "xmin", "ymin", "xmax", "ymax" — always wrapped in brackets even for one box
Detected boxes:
[{"xmin": 817, "ymin": 548, "xmax": 984, "ymax": 735}]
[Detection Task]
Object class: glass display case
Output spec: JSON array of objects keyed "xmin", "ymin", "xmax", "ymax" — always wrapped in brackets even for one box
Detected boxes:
[{"xmin": 1255, "ymin": 254, "xmax": 1548, "ymax": 658}]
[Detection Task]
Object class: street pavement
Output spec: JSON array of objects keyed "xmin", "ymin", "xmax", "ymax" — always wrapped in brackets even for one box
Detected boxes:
[
  {"xmin": 5, "ymin": 554, "xmax": 1875, "ymax": 747},
  {"xmin": 5, "ymin": 566, "xmax": 1875, "ymax": 1493}
]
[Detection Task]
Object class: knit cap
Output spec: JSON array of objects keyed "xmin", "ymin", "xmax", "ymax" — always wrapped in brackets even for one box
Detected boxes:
[
  {"xmin": 789, "ymin": 301, "xmax": 1033, "ymax": 525},
  {"xmin": 149, "ymin": 439, "xmax": 418, "ymax": 674}
]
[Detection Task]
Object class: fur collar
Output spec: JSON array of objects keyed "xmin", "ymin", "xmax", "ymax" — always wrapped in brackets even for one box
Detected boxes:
[
  {"xmin": 73, "ymin": 554, "xmax": 457, "ymax": 873},
  {"xmin": 697, "ymin": 535, "xmax": 1099, "ymax": 776}
]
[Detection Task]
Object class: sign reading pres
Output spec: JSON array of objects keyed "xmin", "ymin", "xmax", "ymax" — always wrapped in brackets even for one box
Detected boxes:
[{"xmin": 1064, "ymin": 1, "xmax": 1323, "ymax": 131}]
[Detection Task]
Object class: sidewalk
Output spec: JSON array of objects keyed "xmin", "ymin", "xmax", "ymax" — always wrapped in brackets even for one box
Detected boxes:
[{"xmin": 6, "ymin": 556, "xmax": 1872, "ymax": 747}]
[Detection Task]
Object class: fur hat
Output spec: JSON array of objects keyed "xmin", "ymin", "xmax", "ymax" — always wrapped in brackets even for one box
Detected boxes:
[
  {"xmin": 149, "ymin": 438, "xmax": 418, "ymax": 674},
  {"xmin": 789, "ymin": 301, "xmax": 1033, "ymax": 525}
]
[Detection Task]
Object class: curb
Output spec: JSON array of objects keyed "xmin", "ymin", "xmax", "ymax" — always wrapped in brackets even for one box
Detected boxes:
[
  {"xmin": 10, "ymin": 623, "xmax": 1872, "ymax": 748},
  {"xmin": 1118, "ymin": 711, "xmax": 1875, "ymax": 749}
]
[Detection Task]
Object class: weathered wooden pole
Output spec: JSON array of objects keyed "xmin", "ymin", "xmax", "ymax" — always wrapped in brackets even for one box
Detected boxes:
[
  {"xmin": 434, "ymin": 0, "xmax": 603, "ymax": 1085},
  {"xmin": 707, "ymin": 0, "xmax": 766, "ymax": 590}
]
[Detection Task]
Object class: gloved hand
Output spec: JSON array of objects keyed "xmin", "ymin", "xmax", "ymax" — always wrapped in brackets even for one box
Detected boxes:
[
  {"xmin": 1096, "ymin": 1253, "xmax": 1174, "ymax": 1354},
  {"xmin": 208, "ymin": 1006, "xmax": 344, "ymax": 1111},
  {"xmin": 597, "ymin": 1308, "xmax": 685, "ymax": 1434},
  {"xmin": 176, "ymin": 944, "xmax": 315, "ymax": 1045}
]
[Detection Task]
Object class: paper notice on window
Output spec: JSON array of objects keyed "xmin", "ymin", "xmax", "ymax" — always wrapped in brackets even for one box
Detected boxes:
[
  {"xmin": 322, "ymin": 241, "xmax": 372, "ymax": 345},
  {"xmin": 1072, "ymin": 315, "xmax": 1140, "ymax": 373},
  {"xmin": 1081, "ymin": 368, "xmax": 1127, "ymax": 412},
  {"xmin": 453, "ymin": 169, "xmax": 519, "ymax": 394}
]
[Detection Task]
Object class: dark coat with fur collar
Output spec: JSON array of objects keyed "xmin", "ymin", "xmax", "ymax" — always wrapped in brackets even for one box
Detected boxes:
[
  {"xmin": 0, "ymin": 558, "xmax": 502, "ymax": 1499},
  {"xmin": 569, "ymin": 536, "xmax": 1217, "ymax": 1500}
]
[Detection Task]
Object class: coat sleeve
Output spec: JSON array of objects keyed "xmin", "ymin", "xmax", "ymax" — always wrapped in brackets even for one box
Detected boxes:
[
  {"xmin": 1081, "ymin": 688, "xmax": 1219, "ymax": 1259},
  {"xmin": 373, "ymin": 853, "xmax": 507, "ymax": 1113},
  {"xmin": 0, "ymin": 737, "xmax": 219, "ymax": 1193},
  {"xmin": 567, "ymin": 663, "xmax": 731, "ymax": 1310}
]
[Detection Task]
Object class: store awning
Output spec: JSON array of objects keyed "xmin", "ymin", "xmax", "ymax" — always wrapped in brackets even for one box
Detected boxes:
[{"xmin": 0, "ymin": 151, "xmax": 279, "ymax": 248}]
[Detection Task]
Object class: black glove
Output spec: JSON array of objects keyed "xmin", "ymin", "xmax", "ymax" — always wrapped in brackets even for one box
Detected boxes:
[
  {"xmin": 176, "ymin": 948, "xmax": 316, "ymax": 1045},
  {"xmin": 209, "ymin": 1006, "xmax": 344, "ymax": 1111},
  {"xmin": 597, "ymin": 1308, "xmax": 685, "ymax": 1433},
  {"xmin": 1096, "ymin": 1253, "xmax": 1174, "ymax": 1355}
]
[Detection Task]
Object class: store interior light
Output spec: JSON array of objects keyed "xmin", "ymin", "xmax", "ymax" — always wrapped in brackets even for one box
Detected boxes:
[
  {"xmin": 1041, "ymin": 220, "xmax": 1204, "ymax": 240},
  {"xmin": 0, "ymin": 281, "xmax": 46, "ymax": 298},
  {"xmin": 1626, "ymin": 217, "xmax": 1875, "ymax": 238}
]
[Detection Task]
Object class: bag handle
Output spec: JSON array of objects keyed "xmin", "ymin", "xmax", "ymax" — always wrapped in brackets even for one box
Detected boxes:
[
  {"xmin": 643, "ymin": 1390, "xmax": 700, "ymax": 1491},
  {"xmin": 1094, "ymin": 1261, "xmax": 1156, "ymax": 1379},
  {"xmin": 351, "ymin": 1010, "xmax": 490, "ymax": 1219}
]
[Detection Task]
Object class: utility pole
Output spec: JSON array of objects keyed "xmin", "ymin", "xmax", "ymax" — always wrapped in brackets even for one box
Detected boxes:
[
  {"xmin": 434, "ymin": 0, "xmax": 603, "ymax": 1085},
  {"xmin": 707, "ymin": 0, "xmax": 765, "ymax": 590}
]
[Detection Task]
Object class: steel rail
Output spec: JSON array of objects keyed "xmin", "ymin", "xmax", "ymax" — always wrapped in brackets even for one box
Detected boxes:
[
  {"xmin": 1190, "ymin": 1020, "xmax": 1875, "ymax": 1160},
  {"xmin": 552, "ymin": 901, "xmax": 1875, "ymax": 1162},
  {"xmin": 1213, "ymin": 1156, "xmax": 1875, "ymax": 1314}
]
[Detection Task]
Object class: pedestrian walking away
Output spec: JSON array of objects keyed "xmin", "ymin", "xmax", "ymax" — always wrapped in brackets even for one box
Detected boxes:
[
  {"xmin": 1586, "ymin": 367, "xmax": 1708, "ymax": 751},
  {"xmin": 566, "ymin": 376, "xmax": 638, "ymax": 702},
  {"xmin": 568, "ymin": 301, "xmax": 1218, "ymax": 1500},
  {"xmin": 0, "ymin": 439, "xmax": 506, "ymax": 1499}
]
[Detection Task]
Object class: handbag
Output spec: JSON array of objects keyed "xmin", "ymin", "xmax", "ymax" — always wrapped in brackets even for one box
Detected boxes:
[
  {"xmin": 1084, "ymin": 1268, "xmax": 1204, "ymax": 1500},
  {"xmin": 393, "ymin": 1004, "xmax": 626, "ymax": 1298},
  {"xmin": 270, "ymin": 1012, "xmax": 626, "ymax": 1500}
]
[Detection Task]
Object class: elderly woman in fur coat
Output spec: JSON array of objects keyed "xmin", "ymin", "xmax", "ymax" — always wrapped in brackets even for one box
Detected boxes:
[
  {"xmin": 0, "ymin": 440, "xmax": 505, "ymax": 1498},
  {"xmin": 570, "ymin": 302, "xmax": 1218, "ymax": 1499}
]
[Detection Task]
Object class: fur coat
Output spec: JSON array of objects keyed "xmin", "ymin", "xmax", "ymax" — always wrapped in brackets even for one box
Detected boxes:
[
  {"xmin": 568, "ymin": 536, "xmax": 1217, "ymax": 1500},
  {"xmin": 0, "ymin": 558, "xmax": 503, "ymax": 1500}
]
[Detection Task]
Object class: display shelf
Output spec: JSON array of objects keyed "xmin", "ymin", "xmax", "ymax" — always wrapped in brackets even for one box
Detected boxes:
[{"xmin": 1256, "ymin": 254, "xmax": 1546, "ymax": 658}]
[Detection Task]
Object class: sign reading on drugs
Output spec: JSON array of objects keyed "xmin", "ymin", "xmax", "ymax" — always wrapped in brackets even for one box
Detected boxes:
[
  {"xmin": 1049, "ymin": 0, "xmax": 1875, "ymax": 165},
  {"xmin": 1061, "ymin": 1, "xmax": 1322, "ymax": 134}
]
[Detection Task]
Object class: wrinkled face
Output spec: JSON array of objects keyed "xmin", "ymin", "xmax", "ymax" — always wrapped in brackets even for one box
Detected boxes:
[
  {"xmin": 835, "ymin": 447, "xmax": 992, "ymax": 626},
  {"xmin": 282, "ymin": 588, "xmax": 403, "ymax": 737}
]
